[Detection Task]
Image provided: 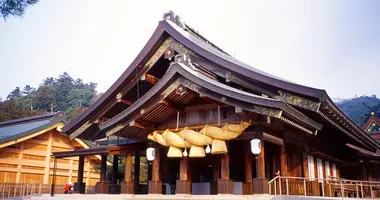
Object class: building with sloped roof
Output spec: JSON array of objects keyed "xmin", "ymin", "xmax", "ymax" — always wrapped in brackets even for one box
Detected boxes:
[
  {"xmin": 0, "ymin": 112, "xmax": 101, "ymax": 186},
  {"xmin": 52, "ymin": 11, "xmax": 380, "ymax": 198}
]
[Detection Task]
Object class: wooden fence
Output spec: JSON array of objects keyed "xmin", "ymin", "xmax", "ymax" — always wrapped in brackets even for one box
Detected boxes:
[{"xmin": 269, "ymin": 176, "xmax": 380, "ymax": 198}]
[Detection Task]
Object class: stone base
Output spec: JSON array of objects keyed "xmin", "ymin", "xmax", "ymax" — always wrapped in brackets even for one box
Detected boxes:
[
  {"xmin": 218, "ymin": 179, "xmax": 233, "ymax": 194},
  {"xmin": 95, "ymin": 181, "xmax": 109, "ymax": 194},
  {"xmin": 242, "ymin": 182, "xmax": 253, "ymax": 195},
  {"xmin": 148, "ymin": 180, "xmax": 162, "ymax": 194},
  {"xmin": 176, "ymin": 180, "xmax": 191, "ymax": 194},
  {"xmin": 121, "ymin": 181, "xmax": 134, "ymax": 194},
  {"xmin": 253, "ymin": 178, "xmax": 269, "ymax": 194},
  {"xmin": 73, "ymin": 182, "xmax": 85, "ymax": 194}
]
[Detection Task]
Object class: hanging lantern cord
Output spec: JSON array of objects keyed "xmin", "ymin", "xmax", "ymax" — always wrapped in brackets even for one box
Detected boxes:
[
  {"xmin": 176, "ymin": 111, "xmax": 179, "ymax": 131},
  {"xmin": 218, "ymin": 105, "xmax": 220, "ymax": 126}
]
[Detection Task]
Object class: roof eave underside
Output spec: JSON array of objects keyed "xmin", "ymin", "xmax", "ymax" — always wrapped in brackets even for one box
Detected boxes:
[{"xmin": 82, "ymin": 62, "xmax": 321, "ymax": 141}]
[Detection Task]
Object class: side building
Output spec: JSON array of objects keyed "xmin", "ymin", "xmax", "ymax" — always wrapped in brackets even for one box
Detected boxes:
[{"xmin": 0, "ymin": 112, "xmax": 100, "ymax": 186}]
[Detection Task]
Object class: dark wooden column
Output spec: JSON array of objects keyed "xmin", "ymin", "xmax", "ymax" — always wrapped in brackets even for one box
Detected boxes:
[
  {"xmin": 211, "ymin": 155, "xmax": 220, "ymax": 195},
  {"xmin": 148, "ymin": 147, "xmax": 162, "ymax": 194},
  {"xmin": 96, "ymin": 154, "xmax": 109, "ymax": 194},
  {"xmin": 280, "ymin": 143, "xmax": 288, "ymax": 176},
  {"xmin": 253, "ymin": 140, "xmax": 268, "ymax": 194},
  {"xmin": 112, "ymin": 155, "xmax": 118, "ymax": 184},
  {"xmin": 176, "ymin": 157, "xmax": 191, "ymax": 194},
  {"xmin": 109, "ymin": 155, "xmax": 118, "ymax": 194},
  {"xmin": 121, "ymin": 153, "xmax": 134, "ymax": 194},
  {"xmin": 243, "ymin": 140, "xmax": 253, "ymax": 195},
  {"xmin": 74, "ymin": 155, "xmax": 85, "ymax": 194},
  {"xmin": 133, "ymin": 152, "xmax": 140, "ymax": 194},
  {"xmin": 218, "ymin": 142, "xmax": 232, "ymax": 194}
]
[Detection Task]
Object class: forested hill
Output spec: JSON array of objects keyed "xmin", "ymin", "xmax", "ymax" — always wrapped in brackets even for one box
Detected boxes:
[
  {"xmin": 335, "ymin": 95, "xmax": 380, "ymax": 127},
  {"xmin": 0, "ymin": 72, "xmax": 101, "ymax": 122}
]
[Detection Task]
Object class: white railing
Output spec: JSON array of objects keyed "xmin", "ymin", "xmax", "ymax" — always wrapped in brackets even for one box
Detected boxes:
[{"xmin": 268, "ymin": 176, "xmax": 380, "ymax": 198}]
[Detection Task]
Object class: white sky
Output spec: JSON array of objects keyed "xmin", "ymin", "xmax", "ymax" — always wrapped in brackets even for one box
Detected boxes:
[{"xmin": 0, "ymin": 0, "xmax": 379, "ymax": 99}]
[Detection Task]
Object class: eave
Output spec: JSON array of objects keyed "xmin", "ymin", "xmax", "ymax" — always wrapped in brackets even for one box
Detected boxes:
[{"xmin": 94, "ymin": 56, "xmax": 322, "ymax": 141}]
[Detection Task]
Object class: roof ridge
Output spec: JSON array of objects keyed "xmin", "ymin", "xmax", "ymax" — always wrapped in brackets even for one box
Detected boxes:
[
  {"xmin": 0, "ymin": 112, "xmax": 62, "ymax": 127},
  {"xmin": 163, "ymin": 10, "xmax": 231, "ymax": 56}
]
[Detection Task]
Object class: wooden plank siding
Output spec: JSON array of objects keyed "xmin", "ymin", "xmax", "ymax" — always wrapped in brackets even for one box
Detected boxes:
[{"xmin": 0, "ymin": 129, "xmax": 100, "ymax": 186}]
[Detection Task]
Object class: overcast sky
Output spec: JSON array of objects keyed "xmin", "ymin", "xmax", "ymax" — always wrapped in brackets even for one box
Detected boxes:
[{"xmin": 0, "ymin": 0, "xmax": 379, "ymax": 100}]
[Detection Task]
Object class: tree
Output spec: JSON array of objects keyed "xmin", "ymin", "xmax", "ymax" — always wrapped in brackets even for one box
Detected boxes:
[
  {"xmin": 22, "ymin": 85, "xmax": 35, "ymax": 95},
  {"xmin": 7, "ymin": 87, "xmax": 22, "ymax": 99},
  {"xmin": 0, "ymin": 0, "xmax": 39, "ymax": 19}
]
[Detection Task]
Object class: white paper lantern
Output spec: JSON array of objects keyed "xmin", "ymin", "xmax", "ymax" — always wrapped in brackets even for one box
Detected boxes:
[
  {"xmin": 250, "ymin": 139, "xmax": 261, "ymax": 155},
  {"xmin": 146, "ymin": 147, "xmax": 155, "ymax": 161},
  {"xmin": 205, "ymin": 145, "xmax": 211, "ymax": 154}
]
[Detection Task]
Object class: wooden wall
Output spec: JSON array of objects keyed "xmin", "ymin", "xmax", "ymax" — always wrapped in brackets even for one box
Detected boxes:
[{"xmin": 0, "ymin": 129, "xmax": 100, "ymax": 186}]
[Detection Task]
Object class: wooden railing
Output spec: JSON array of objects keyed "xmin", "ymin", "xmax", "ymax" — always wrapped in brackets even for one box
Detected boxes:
[
  {"xmin": 268, "ymin": 176, "xmax": 380, "ymax": 198},
  {"xmin": 0, "ymin": 182, "xmax": 96, "ymax": 198}
]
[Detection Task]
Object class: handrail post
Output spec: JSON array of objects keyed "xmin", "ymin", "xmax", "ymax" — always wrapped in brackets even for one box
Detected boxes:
[
  {"xmin": 286, "ymin": 177, "xmax": 289, "ymax": 195},
  {"xmin": 356, "ymin": 183, "xmax": 359, "ymax": 198},
  {"xmin": 361, "ymin": 182, "xmax": 364, "ymax": 198},
  {"xmin": 321, "ymin": 180, "xmax": 325, "ymax": 197},
  {"xmin": 303, "ymin": 178, "xmax": 307, "ymax": 196},
  {"xmin": 274, "ymin": 179, "xmax": 277, "ymax": 195},
  {"xmin": 341, "ymin": 180, "xmax": 344, "ymax": 197},
  {"xmin": 269, "ymin": 182, "xmax": 272, "ymax": 195},
  {"xmin": 370, "ymin": 184, "xmax": 373, "ymax": 198},
  {"xmin": 2, "ymin": 183, "xmax": 5, "ymax": 198},
  {"xmin": 279, "ymin": 177, "xmax": 282, "ymax": 195},
  {"xmin": 39, "ymin": 182, "xmax": 42, "ymax": 195}
]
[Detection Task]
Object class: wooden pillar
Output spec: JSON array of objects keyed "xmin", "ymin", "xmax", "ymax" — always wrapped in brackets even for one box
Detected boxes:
[
  {"xmin": 68, "ymin": 158, "xmax": 74, "ymax": 183},
  {"xmin": 218, "ymin": 142, "xmax": 233, "ymax": 194},
  {"xmin": 15, "ymin": 143, "xmax": 24, "ymax": 183},
  {"xmin": 148, "ymin": 147, "xmax": 162, "ymax": 194},
  {"xmin": 176, "ymin": 157, "xmax": 191, "ymax": 194},
  {"xmin": 85, "ymin": 161, "xmax": 91, "ymax": 186},
  {"xmin": 302, "ymin": 152, "xmax": 309, "ymax": 179},
  {"xmin": 121, "ymin": 153, "xmax": 133, "ymax": 194},
  {"xmin": 133, "ymin": 152, "xmax": 140, "ymax": 194},
  {"xmin": 280, "ymin": 143, "xmax": 288, "ymax": 176},
  {"xmin": 243, "ymin": 140, "xmax": 253, "ymax": 194},
  {"xmin": 112, "ymin": 155, "xmax": 118, "ymax": 184},
  {"xmin": 74, "ymin": 155, "xmax": 85, "ymax": 194},
  {"xmin": 43, "ymin": 131, "xmax": 53, "ymax": 184},
  {"xmin": 109, "ymin": 155, "xmax": 119, "ymax": 194},
  {"xmin": 95, "ymin": 154, "xmax": 109, "ymax": 194},
  {"xmin": 253, "ymin": 140, "xmax": 269, "ymax": 194}
]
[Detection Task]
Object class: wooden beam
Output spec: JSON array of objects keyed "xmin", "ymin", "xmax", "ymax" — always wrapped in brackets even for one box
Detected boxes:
[
  {"xmin": 117, "ymin": 98, "xmax": 132, "ymax": 105},
  {"xmin": 102, "ymin": 81, "xmax": 181, "ymax": 137},
  {"xmin": 141, "ymin": 73, "xmax": 159, "ymax": 85},
  {"xmin": 129, "ymin": 120, "xmax": 155, "ymax": 131},
  {"xmin": 116, "ymin": 93, "xmax": 132, "ymax": 105}
]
